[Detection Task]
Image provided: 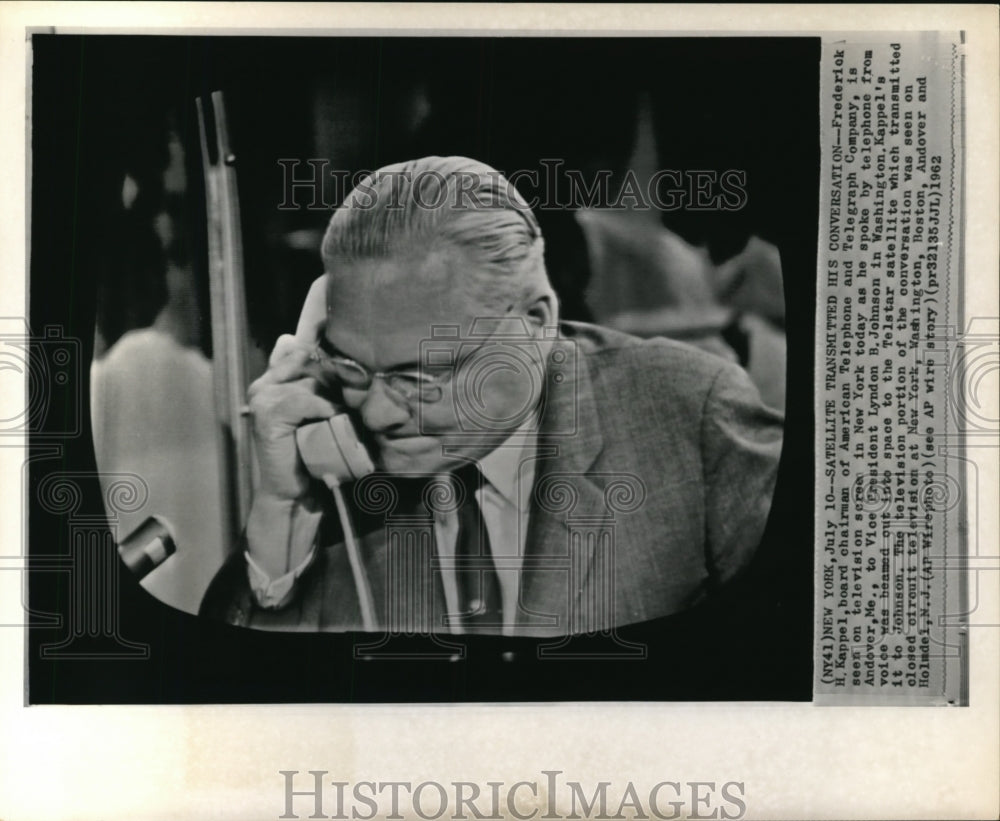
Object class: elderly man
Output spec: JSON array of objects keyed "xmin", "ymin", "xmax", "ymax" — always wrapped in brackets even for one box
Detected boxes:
[{"xmin": 201, "ymin": 156, "xmax": 783, "ymax": 637}]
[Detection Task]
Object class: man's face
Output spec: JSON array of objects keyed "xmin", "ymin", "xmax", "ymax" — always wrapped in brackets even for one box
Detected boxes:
[{"xmin": 322, "ymin": 245, "xmax": 546, "ymax": 475}]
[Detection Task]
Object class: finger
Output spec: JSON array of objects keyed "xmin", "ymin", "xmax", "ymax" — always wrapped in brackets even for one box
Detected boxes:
[
  {"xmin": 258, "ymin": 387, "xmax": 341, "ymax": 431},
  {"xmin": 269, "ymin": 333, "xmax": 313, "ymax": 367},
  {"xmin": 264, "ymin": 343, "xmax": 325, "ymax": 384},
  {"xmin": 250, "ymin": 360, "xmax": 335, "ymax": 404},
  {"xmin": 250, "ymin": 374, "xmax": 321, "ymax": 406}
]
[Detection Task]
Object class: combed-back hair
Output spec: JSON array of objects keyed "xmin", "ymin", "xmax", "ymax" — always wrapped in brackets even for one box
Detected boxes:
[{"xmin": 321, "ymin": 156, "xmax": 550, "ymax": 311}]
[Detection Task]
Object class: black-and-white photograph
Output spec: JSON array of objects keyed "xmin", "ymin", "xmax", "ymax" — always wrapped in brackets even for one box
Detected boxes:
[
  {"xmin": 26, "ymin": 32, "xmax": 817, "ymax": 702},
  {"xmin": 3, "ymin": 4, "xmax": 998, "ymax": 821}
]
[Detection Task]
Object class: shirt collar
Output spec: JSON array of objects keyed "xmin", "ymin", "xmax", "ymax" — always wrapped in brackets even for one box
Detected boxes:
[{"xmin": 476, "ymin": 409, "xmax": 541, "ymax": 510}]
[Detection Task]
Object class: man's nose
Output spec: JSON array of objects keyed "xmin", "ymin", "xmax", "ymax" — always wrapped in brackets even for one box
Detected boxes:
[{"xmin": 354, "ymin": 378, "xmax": 412, "ymax": 432}]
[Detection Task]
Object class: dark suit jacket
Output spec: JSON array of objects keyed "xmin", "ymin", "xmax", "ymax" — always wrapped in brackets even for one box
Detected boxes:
[{"xmin": 201, "ymin": 321, "xmax": 783, "ymax": 636}]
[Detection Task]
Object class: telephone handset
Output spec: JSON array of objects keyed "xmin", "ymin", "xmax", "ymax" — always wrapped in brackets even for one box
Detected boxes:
[
  {"xmin": 292, "ymin": 273, "xmax": 376, "ymax": 488},
  {"xmin": 295, "ymin": 415, "xmax": 375, "ymax": 489},
  {"xmin": 291, "ymin": 274, "xmax": 377, "ymax": 629}
]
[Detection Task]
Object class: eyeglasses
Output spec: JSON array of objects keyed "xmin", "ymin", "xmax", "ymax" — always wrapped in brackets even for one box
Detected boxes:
[
  {"xmin": 312, "ymin": 308, "xmax": 529, "ymax": 405},
  {"xmin": 311, "ymin": 346, "xmax": 449, "ymax": 404}
]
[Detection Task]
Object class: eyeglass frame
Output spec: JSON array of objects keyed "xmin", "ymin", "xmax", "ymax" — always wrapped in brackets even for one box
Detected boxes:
[
  {"xmin": 310, "ymin": 344, "xmax": 449, "ymax": 404},
  {"xmin": 309, "ymin": 307, "xmax": 531, "ymax": 406}
]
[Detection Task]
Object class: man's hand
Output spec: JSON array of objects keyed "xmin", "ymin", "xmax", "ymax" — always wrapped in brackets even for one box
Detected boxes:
[
  {"xmin": 247, "ymin": 331, "xmax": 341, "ymax": 503},
  {"xmin": 244, "ymin": 330, "xmax": 341, "ymax": 583}
]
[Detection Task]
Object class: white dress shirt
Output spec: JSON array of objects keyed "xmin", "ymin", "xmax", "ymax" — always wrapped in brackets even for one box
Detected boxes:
[{"xmin": 247, "ymin": 418, "xmax": 539, "ymax": 636}]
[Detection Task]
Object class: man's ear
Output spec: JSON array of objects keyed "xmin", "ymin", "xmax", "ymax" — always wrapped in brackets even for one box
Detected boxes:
[{"xmin": 522, "ymin": 291, "xmax": 557, "ymax": 332}]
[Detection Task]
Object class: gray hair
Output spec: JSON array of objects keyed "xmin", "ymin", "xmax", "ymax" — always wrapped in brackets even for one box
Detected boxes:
[{"xmin": 321, "ymin": 156, "xmax": 550, "ymax": 311}]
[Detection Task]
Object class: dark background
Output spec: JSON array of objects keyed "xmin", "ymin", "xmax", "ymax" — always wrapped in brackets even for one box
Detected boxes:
[{"xmin": 28, "ymin": 34, "xmax": 818, "ymax": 702}]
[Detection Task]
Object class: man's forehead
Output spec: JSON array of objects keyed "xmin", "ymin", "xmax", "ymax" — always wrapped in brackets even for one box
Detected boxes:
[
  {"xmin": 328, "ymin": 246, "xmax": 466, "ymax": 297},
  {"xmin": 327, "ymin": 251, "xmax": 477, "ymax": 319},
  {"xmin": 323, "ymin": 248, "xmax": 487, "ymax": 366}
]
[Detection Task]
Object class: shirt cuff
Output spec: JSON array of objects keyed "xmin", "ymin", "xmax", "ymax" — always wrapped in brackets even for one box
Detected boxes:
[{"xmin": 245, "ymin": 546, "xmax": 317, "ymax": 609}]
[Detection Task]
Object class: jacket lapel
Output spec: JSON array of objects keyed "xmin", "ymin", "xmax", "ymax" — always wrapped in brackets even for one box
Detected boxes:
[{"xmin": 518, "ymin": 334, "xmax": 608, "ymax": 634}]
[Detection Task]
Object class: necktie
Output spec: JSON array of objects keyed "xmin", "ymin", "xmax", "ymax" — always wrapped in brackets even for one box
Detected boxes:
[{"xmin": 451, "ymin": 464, "xmax": 502, "ymax": 634}]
